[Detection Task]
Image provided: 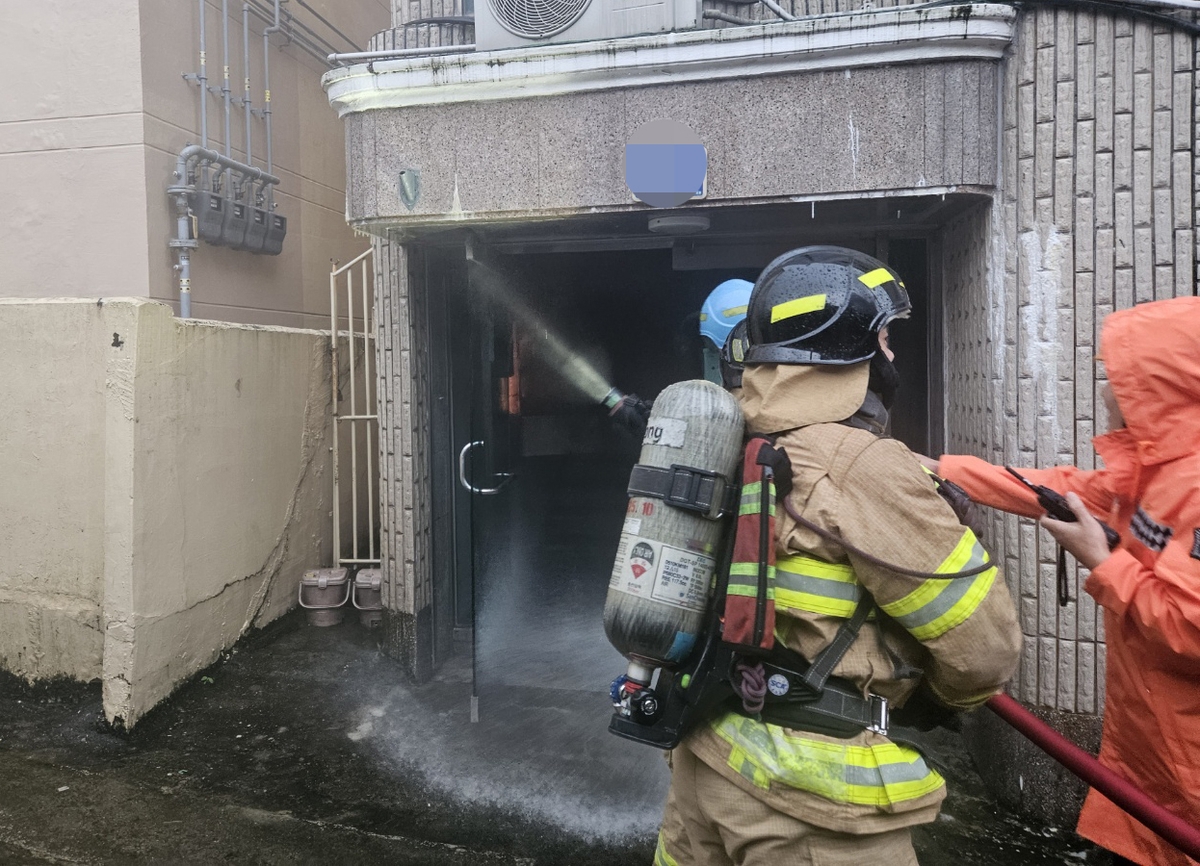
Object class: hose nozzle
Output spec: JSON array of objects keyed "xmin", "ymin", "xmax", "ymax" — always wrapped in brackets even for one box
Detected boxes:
[{"xmin": 602, "ymin": 387, "xmax": 625, "ymax": 410}]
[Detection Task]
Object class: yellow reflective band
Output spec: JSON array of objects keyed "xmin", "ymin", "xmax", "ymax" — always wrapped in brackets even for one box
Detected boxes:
[
  {"xmin": 654, "ymin": 835, "xmax": 680, "ymax": 866},
  {"xmin": 729, "ymin": 562, "xmax": 777, "ymax": 578},
  {"xmin": 721, "ymin": 304, "xmax": 748, "ymax": 318},
  {"xmin": 776, "ymin": 553, "xmax": 856, "ymax": 583},
  {"xmin": 937, "ymin": 529, "xmax": 983, "ymax": 575},
  {"xmin": 726, "ymin": 583, "xmax": 776, "ymax": 600},
  {"xmin": 904, "ymin": 569, "xmax": 996, "ymax": 641},
  {"xmin": 858, "ymin": 267, "xmax": 895, "ymax": 289},
  {"xmin": 770, "ymin": 294, "xmax": 827, "ymax": 323},
  {"xmin": 775, "ymin": 588, "xmax": 858, "ymax": 618},
  {"xmin": 878, "ymin": 531, "xmax": 996, "ymax": 640},
  {"xmin": 774, "ymin": 553, "xmax": 864, "ymax": 618},
  {"xmin": 712, "ymin": 714, "xmax": 945, "ymax": 806}
]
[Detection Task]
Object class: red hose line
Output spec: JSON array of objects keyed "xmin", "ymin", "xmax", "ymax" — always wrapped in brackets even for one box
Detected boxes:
[{"xmin": 986, "ymin": 693, "xmax": 1200, "ymax": 862}]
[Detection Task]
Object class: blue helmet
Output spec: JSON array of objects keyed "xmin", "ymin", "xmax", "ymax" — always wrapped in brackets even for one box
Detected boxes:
[{"xmin": 699, "ymin": 279, "xmax": 754, "ymax": 350}]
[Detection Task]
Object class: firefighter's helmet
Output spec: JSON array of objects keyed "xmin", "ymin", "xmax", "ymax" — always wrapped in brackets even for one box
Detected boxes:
[
  {"xmin": 699, "ymin": 279, "xmax": 754, "ymax": 350},
  {"xmin": 744, "ymin": 246, "xmax": 911, "ymax": 366}
]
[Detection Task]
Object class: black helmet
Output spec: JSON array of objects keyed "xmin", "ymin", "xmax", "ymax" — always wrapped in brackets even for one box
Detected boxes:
[
  {"xmin": 744, "ymin": 246, "xmax": 911, "ymax": 366},
  {"xmin": 720, "ymin": 318, "xmax": 748, "ymax": 390}
]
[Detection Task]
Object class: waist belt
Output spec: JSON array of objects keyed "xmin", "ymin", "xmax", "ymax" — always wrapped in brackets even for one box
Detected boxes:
[
  {"xmin": 628, "ymin": 463, "xmax": 737, "ymax": 520},
  {"xmin": 753, "ymin": 662, "xmax": 890, "ymax": 739}
]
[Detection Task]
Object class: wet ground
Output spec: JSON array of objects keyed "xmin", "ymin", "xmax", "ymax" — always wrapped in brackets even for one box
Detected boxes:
[{"xmin": 0, "ymin": 612, "xmax": 1116, "ymax": 866}]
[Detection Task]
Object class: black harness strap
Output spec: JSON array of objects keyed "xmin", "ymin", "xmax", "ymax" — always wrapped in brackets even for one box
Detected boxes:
[
  {"xmin": 627, "ymin": 464, "xmax": 737, "ymax": 519},
  {"xmin": 798, "ymin": 593, "xmax": 875, "ymax": 694}
]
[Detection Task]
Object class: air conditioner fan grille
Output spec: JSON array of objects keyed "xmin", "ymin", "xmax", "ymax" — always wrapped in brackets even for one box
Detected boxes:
[{"xmin": 487, "ymin": 0, "xmax": 592, "ymax": 39}]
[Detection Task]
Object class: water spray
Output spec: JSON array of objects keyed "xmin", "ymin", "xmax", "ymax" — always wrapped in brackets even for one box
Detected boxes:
[{"xmin": 464, "ymin": 244, "xmax": 635, "ymax": 410}]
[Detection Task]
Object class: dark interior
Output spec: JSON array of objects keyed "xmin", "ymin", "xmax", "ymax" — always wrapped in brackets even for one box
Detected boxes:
[{"xmin": 422, "ymin": 235, "xmax": 937, "ymax": 705}]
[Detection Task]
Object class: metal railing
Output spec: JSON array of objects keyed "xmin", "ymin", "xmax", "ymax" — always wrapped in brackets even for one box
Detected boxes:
[{"xmin": 330, "ymin": 249, "xmax": 380, "ymax": 569}]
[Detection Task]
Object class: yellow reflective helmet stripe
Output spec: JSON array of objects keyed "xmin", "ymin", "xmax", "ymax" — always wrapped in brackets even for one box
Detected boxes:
[
  {"xmin": 770, "ymin": 294, "xmax": 827, "ymax": 323},
  {"xmin": 712, "ymin": 713, "xmax": 945, "ymax": 806},
  {"xmin": 721, "ymin": 304, "xmax": 748, "ymax": 319},
  {"xmin": 858, "ymin": 267, "xmax": 896, "ymax": 289},
  {"xmin": 878, "ymin": 530, "xmax": 997, "ymax": 640}
]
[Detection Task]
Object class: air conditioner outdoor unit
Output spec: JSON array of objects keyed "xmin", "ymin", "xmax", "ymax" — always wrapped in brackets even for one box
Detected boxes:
[{"xmin": 473, "ymin": 0, "xmax": 700, "ymax": 53}]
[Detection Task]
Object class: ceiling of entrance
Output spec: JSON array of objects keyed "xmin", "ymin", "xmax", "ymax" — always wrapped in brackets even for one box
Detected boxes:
[{"xmin": 401, "ymin": 192, "xmax": 991, "ymax": 257}]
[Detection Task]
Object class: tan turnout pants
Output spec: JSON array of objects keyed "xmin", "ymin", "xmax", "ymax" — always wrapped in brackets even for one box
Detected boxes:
[{"xmin": 654, "ymin": 746, "xmax": 920, "ymax": 866}]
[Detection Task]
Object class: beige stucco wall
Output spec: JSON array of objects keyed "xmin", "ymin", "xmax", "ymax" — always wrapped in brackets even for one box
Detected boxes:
[
  {"xmin": 0, "ymin": 2, "xmax": 151, "ymax": 301},
  {"xmin": 0, "ymin": 0, "xmax": 388, "ymax": 328},
  {"xmin": 0, "ymin": 298, "xmax": 373, "ymax": 727}
]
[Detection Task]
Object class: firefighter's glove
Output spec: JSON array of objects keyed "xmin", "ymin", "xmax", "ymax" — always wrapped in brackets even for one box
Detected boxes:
[
  {"xmin": 935, "ymin": 477, "xmax": 986, "ymax": 541},
  {"xmin": 609, "ymin": 395, "xmax": 652, "ymax": 435},
  {"xmin": 890, "ymin": 684, "xmax": 963, "ymax": 733}
]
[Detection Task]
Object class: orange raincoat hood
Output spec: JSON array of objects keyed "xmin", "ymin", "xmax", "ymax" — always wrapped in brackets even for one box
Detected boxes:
[{"xmin": 1100, "ymin": 296, "xmax": 1200, "ymax": 466}]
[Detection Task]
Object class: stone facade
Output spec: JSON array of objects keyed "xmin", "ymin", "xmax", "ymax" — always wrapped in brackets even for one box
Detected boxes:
[
  {"xmin": 373, "ymin": 237, "xmax": 437, "ymax": 680},
  {"xmin": 991, "ymin": 7, "xmax": 1194, "ymax": 715}
]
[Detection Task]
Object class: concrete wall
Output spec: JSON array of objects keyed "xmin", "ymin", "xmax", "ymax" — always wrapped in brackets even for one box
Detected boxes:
[
  {"xmin": 0, "ymin": 0, "xmax": 388, "ymax": 328},
  {"xmin": 0, "ymin": 301, "xmax": 111, "ymax": 682},
  {"xmin": 0, "ymin": 298, "xmax": 372, "ymax": 728}
]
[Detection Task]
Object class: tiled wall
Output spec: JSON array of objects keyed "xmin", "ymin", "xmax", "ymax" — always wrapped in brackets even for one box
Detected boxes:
[{"xmin": 947, "ymin": 6, "xmax": 1196, "ymax": 714}]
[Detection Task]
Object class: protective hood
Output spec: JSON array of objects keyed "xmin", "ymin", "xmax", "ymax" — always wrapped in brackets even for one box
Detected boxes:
[
  {"xmin": 1098, "ymin": 296, "xmax": 1200, "ymax": 465},
  {"xmin": 738, "ymin": 361, "xmax": 870, "ymax": 435}
]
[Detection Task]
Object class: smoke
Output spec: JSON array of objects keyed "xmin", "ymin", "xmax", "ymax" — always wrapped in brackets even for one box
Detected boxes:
[{"xmin": 468, "ymin": 261, "xmax": 616, "ymax": 404}]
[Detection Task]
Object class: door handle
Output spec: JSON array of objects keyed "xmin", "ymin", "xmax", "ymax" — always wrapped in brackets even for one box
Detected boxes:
[{"xmin": 458, "ymin": 441, "xmax": 513, "ymax": 495}]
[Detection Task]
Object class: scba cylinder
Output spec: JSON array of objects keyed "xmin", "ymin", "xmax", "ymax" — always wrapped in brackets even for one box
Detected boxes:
[{"xmin": 603, "ymin": 380, "xmax": 744, "ymax": 685}]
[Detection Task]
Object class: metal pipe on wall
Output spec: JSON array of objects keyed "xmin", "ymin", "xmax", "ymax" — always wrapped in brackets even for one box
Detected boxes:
[
  {"xmin": 243, "ymin": 4, "xmax": 253, "ymax": 170},
  {"xmin": 199, "ymin": 0, "xmax": 209, "ymax": 150},
  {"xmin": 262, "ymin": 28, "xmax": 273, "ymax": 180},
  {"xmin": 262, "ymin": 0, "xmax": 280, "ymax": 183},
  {"xmin": 222, "ymin": 0, "xmax": 232, "ymax": 160}
]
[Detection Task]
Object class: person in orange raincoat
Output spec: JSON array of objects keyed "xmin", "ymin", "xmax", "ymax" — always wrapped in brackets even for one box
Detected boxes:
[{"xmin": 924, "ymin": 296, "xmax": 1200, "ymax": 866}]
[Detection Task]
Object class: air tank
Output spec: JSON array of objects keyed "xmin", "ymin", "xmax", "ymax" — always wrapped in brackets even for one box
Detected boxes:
[{"xmin": 603, "ymin": 379, "xmax": 744, "ymax": 687}]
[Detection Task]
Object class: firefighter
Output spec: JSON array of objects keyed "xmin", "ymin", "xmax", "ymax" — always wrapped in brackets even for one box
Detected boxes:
[
  {"xmin": 923, "ymin": 297, "xmax": 1200, "ymax": 866},
  {"xmin": 699, "ymin": 279, "xmax": 754, "ymax": 386},
  {"xmin": 607, "ymin": 279, "xmax": 754, "ymax": 431},
  {"xmin": 655, "ymin": 246, "xmax": 1023, "ymax": 866}
]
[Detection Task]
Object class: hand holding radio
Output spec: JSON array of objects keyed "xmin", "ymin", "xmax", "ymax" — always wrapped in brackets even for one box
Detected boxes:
[{"xmin": 1005, "ymin": 468, "xmax": 1120, "ymax": 572}]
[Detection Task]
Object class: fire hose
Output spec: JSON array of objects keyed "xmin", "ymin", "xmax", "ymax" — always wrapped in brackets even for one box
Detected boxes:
[{"xmin": 987, "ymin": 693, "xmax": 1200, "ymax": 862}]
